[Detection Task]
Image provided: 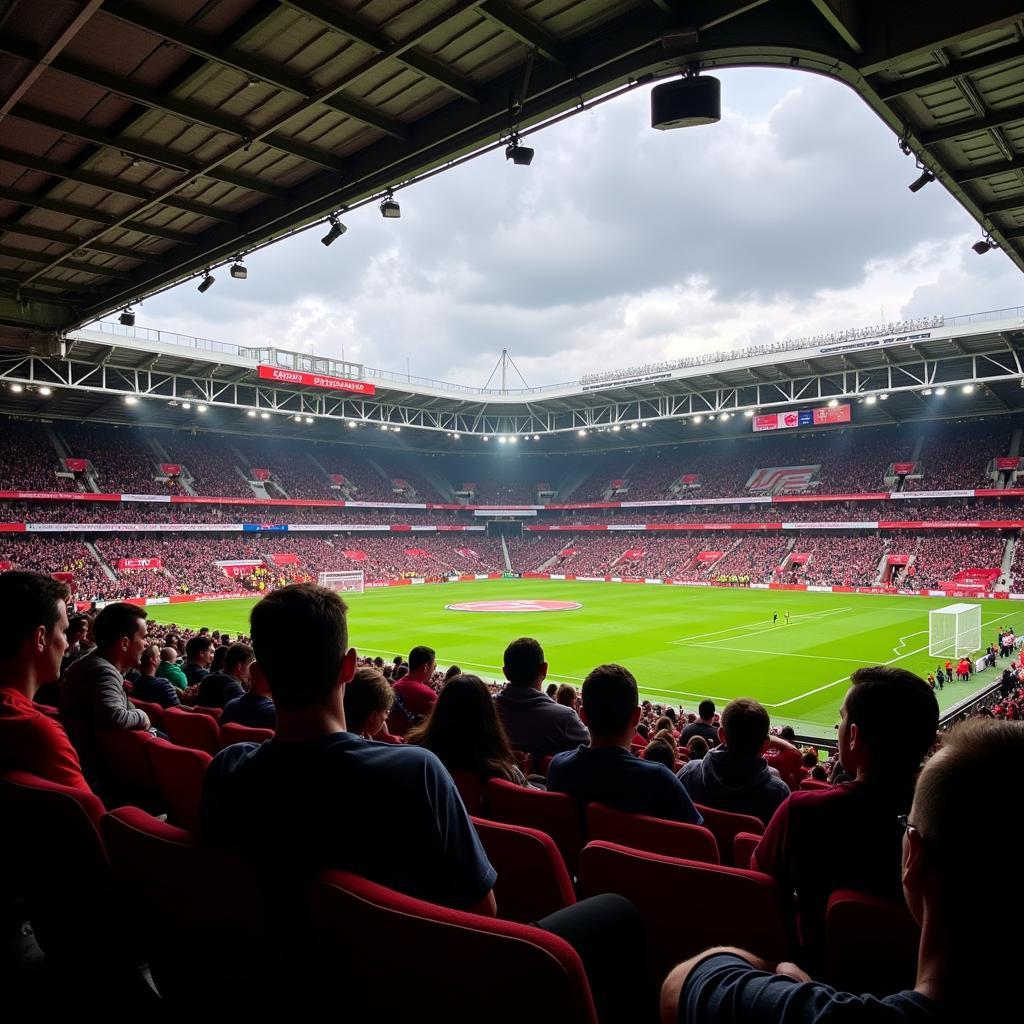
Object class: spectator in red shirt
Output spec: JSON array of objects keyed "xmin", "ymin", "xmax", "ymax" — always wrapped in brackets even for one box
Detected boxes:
[
  {"xmin": 387, "ymin": 644, "xmax": 438, "ymax": 736},
  {"xmin": 752, "ymin": 665, "xmax": 939, "ymax": 969},
  {"xmin": 0, "ymin": 571, "xmax": 91, "ymax": 792}
]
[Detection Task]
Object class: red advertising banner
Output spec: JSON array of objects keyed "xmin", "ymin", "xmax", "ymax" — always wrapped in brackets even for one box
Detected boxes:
[
  {"xmin": 270, "ymin": 553, "xmax": 300, "ymax": 565},
  {"xmin": 621, "ymin": 548, "xmax": 644, "ymax": 558},
  {"xmin": 0, "ymin": 560, "xmax": 11, "ymax": 570},
  {"xmin": 996, "ymin": 457, "xmax": 1020, "ymax": 471},
  {"xmin": 610, "ymin": 479, "xmax": 626, "ymax": 488},
  {"xmin": 221, "ymin": 563, "xmax": 260, "ymax": 578},
  {"xmin": 812, "ymin": 405, "xmax": 851, "ymax": 425},
  {"xmin": 696, "ymin": 551, "xmax": 724, "ymax": 562},
  {"xmin": 117, "ymin": 557, "xmax": 162, "ymax": 570},
  {"xmin": 329, "ymin": 474, "xmax": 346, "ymax": 485},
  {"xmin": 892, "ymin": 462, "xmax": 916, "ymax": 475},
  {"xmin": 680, "ymin": 474, "xmax": 701, "ymax": 485},
  {"xmin": 888, "ymin": 554, "xmax": 910, "ymax": 565},
  {"xmin": 789, "ymin": 553, "xmax": 810, "ymax": 564},
  {"xmin": 251, "ymin": 468, "xmax": 270, "ymax": 481},
  {"xmin": 159, "ymin": 463, "xmax": 182, "ymax": 476},
  {"xmin": 257, "ymin": 364, "xmax": 376, "ymax": 396},
  {"xmin": 392, "ymin": 479, "xmax": 408, "ymax": 488},
  {"xmin": 64, "ymin": 458, "xmax": 88, "ymax": 472},
  {"xmin": 342, "ymin": 550, "xmax": 367, "ymax": 561}
]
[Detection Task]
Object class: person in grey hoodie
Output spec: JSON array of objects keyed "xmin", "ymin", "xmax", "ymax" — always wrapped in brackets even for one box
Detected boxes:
[
  {"xmin": 677, "ymin": 697, "xmax": 790, "ymax": 825},
  {"xmin": 495, "ymin": 637, "xmax": 589, "ymax": 758},
  {"xmin": 60, "ymin": 601, "xmax": 153, "ymax": 780}
]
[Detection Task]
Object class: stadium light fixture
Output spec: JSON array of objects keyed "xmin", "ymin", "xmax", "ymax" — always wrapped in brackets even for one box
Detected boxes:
[
  {"xmin": 453, "ymin": 433, "xmax": 461, "ymax": 440},
  {"xmin": 9, "ymin": 383, "xmax": 23, "ymax": 393},
  {"xmin": 321, "ymin": 215, "xmax": 347, "ymax": 246},
  {"xmin": 744, "ymin": 409, "xmax": 754, "ymax": 418},
  {"xmin": 293, "ymin": 414, "xmax": 303, "ymax": 422},
  {"xmin": 498, "ymin": 436, "xmax": 507, "ymax": 444},
  {"xmin": 260, "ymin": 411, "xmax": 270, "ymax": 419},
  {"xmin": 693, "ymin": 415, "xmax": 703, "ymax": 424},
  {"xmin": 392, "ymin": 427, "xmax": 400, "ymax": 433},
  {"xmin": 380, "ymin": 190, "xmax": 401, "ymax": 218},
  {"xmin": 651, "ymin": 73, "xmax": 721, "ymax": 130},
  {"xmin": 972, "ymin": 235, "xmax": 997, "ymax": 255},
  {"xmin": 482, "ymin": 435, "xmax": 489, "ymax": 441},
  {"xmin": 509, "ymin": 436, "xmax": 518, "ymax": 444},
  {"xmin": 708, "ymin": 414, "xmax": 717, "ymax": 421},
  {"xmin": 612, "ymin": 424, "xmax": 621, "ymax": 431},
  {"xmin": 827, "ymin": 398, "xmax": 839, "ymax": 407},
  {"xmin": 229, "ymin": 261, "xmax": 247, "ymax": 279},
  {"xmin": 577, "ymin": 429, "xmax": 587, "ymax": 437},
  {"xmin": 505, "ymin": 133, "xmax": 535, "ymax": 166},
  {"xmin": 879, "ymin": 394, "xmax": 888, "ymax": 401},
  {"xmin": 39, "ymin": 386, "xmax": 52, "ymax": 396},
  {"xmin": 908, "ymin": 169, "xmax": 935, "ymax": 192},
  {"xmin": 720, "ymin": 412, "xmax": 730, "ymax": 420},
  {"xmin": 641, "ymin": 421, "xmax": 647, "ymax": 427},
  {"xmin": 935, "ymin": 387, "xmax": 947, "ymax": 396},
  {"xmin": 347, "ymin": 420, "xmax": 357, "ymax": 428},
  {"xmin": 533, "ymin": 434, "xmax": 540, "ymax": 441},
  {"xmin": 118, "ymin": 308, "xmax": 135, "ymax": 327},
  {"xmin": 380, "ymin": 424, "xmax": 389, "ymax": 431},
  {"xmin": 962, "ymin": 383, "xmax": 975, "ymax": 393},
  {"xmin": 197, "ymin": 403, "xmax": 207, "ymax": 413},
  {"xmin": 182, "ymin": 401, "xmax": 192, "ymax": 410},
  {"xmin": 865, "ymin": 395, "xmax": 877, "ymax": 405},
  {"xmin": 197, "ymin": 272, "xmax": 215, "ymax": 293},
  {"xmin": 305, "ymin": 416, "xmax": 313, "ymax": 424},
  {"xmin": 630, "ymin": 423, "xmax": 639, "ymax": 430},
  {"xmin": 247, "ymin": 409, "xmax": 257, "ymax": 417},
  {"xmin": 124, "ymin": 395, "xmax": 137, "ymax": 405}
]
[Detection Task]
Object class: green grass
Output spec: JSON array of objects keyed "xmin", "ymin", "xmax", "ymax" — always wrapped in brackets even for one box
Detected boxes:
[{"xmin": 150, "ymin": 580, "xmax": 1012, "ymax": 738}]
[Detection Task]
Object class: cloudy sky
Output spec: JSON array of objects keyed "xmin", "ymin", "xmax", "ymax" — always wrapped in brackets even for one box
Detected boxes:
[{"xmin": 108, "ymin": 69, "xmax": 1023, "ymax": 388}]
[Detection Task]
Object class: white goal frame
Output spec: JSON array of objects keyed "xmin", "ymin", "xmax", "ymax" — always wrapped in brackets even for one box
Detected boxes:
[
  {"xmin": 928, "ymin": 603, "xmax": 982, "ymax": 658},
  {"xmin": 318, "ymin": 570, "xmax": 365, "ymax": 594}
]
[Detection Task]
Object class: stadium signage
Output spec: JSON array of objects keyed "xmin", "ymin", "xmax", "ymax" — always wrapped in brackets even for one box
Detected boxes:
[
  {"xmin": 257, "ymin": 365, "xmax": 376, "ymax": 395},
  {"xmin": 581, "ymin": 370, "xmax": 672, "ymax": 392},
  {"xmin": 117, "ymin": 557, "xmax": 161, "ymax": 569},
  {"xmin": 753, "ymin": 405, "xmax": 850, "ymax": 432}
]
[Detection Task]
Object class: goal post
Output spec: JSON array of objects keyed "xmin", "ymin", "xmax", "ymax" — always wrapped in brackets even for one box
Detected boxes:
[
  {"xmin": 928, "ymin": 603, "xmax": 982, "ymax": 658},
  {"xmin": 318, "ymin": 570, "xmax": 365, "ymax": 594}
]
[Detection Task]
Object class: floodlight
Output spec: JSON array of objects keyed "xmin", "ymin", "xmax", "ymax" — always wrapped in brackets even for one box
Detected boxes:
[
  {"xmin": 972, "ymin": 235, "xmax": 997, "ymax": 254},
  {"xmin": 182, "ymin": 401, "xmax": 192, "ymax": 410},
  {"xmin": 124, "ymin": 395, "xmax": 137, "ymax": 405},
  {"xmin": 865, "ymin": 395, "xmax": 877, "ymax": 404},
  {"xmin": 260, "ymin": 411, "xmax": 270, "ymax": 419},
  {"xmin": 908, "ymin": 169, "xmax": 934, "ymax": 192},
  {"xmin": 577, "ymin": 429, "xmax": 587, "ymax": 437},
  {"xmin": 39, "ymin": 386, "xmax": 52, "ymax": 396},
  {"xmin": 247, "ymin": 409, "xmax": 257, "ymax": 417},
  {"xmin": 827, "ymin": 398, "xmax": 839, "ymax": 407},
  {"xmin": 505, "ymin": 136, "xmax": 535, "ymax": 165},
  {"xmin": 962, "ymin": 383, "xmax": 975, "ymax": 393},
  {"xmin": 935, "ymin": 387, "xmax": 946, "ymax": 396},
  {"xmin": 198, "ymin": 272, "xmax": 215, "ymax": 293},
  {"xmin": 693, "ymin": 415, "xmax": 703, "ymax": 423},
  {"xmin": 230, "ymin": 261, "xmax": 247, "ymax": 279},
  {"xmin": 10, "ymin": 383, "xmax": 23, "ymax": 393},
  {"xmin": 380, "ymin": 191, "xmax": 400, "ymax": 218},
  {"xmin": 321, "ymin": 216, "xmax": 347, "ymax": 246},
  {"xmin": 347, "ymin": 420, "xmax": 357, "ymax": 428},
  {"xmin": 305, "ymin": 416, "xmax": 313, "ymax": 424},
  {"xmin": 651, "ymin": 75, "xmax": 721, "ymax": 130},
  {"xmin": 119, "ymin": 308, "xmax": 135, "ymax": 326}
]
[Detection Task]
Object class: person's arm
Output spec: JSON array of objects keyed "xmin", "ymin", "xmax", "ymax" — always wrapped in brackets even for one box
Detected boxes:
[
  {"xmin": 750, "ymin": 797, "xmax": 790, "ymax": 878},
  {"xmin": 92, "ymin": 670, "xmax": 149, "ymax": 731},
  {"xmin": 663, "ymin": 767, "xmax": 703, "ymax": 826},
  {"xmin": 563, "ymin": 708, "xmax": 590, "ymax": 746},
  {"xmin": 160, "ymin": 677, "xmax": 181, "ymax": 708},
  {"xmin": 466, "ymin": 890, "xmax": 497, "ymax": 917},
  {"xmin": 37, "ymin": 716, "xmax": 92, "ymax": 792},
  {"xmin": 661, "ymin": 948, "xmax": 770, "ymax": 1022}
]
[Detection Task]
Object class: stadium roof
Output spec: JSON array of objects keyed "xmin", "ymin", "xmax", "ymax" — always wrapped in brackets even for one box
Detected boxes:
[
  {"xmin": 2, "ymin": 1, "xmax": 1024, "ymax": 339},
  {"xmin": 1, "ymin": 306, "xmax": 1022, "ymax": 451}
]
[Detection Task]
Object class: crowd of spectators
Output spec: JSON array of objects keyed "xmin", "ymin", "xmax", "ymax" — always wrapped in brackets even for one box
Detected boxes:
[
  {"xmin": 904, "ymin": 421, "xmax": 1014, "ymax": 491},
  {"xmin": 0, "ymin": 422, "xmax": 69, "ymax": 492},
  {"xmin": 908, "ymin": 532, "xmax": 1006, "ymax": 589},
  {"xmin": 58, "ymin": 424, "xmax": 174, "ymax": 495},
  {"xmin": 787, "ymin": 536, "xmax": 885, "ymax": 587}
]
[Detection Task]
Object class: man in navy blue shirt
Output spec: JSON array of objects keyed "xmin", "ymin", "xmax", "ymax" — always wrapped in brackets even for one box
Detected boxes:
[
  {"xmin": 202, "ymin": 583, "xmax": 496, "ymax": 912},
  {"xmin": 660, "ymin": 718, "xmax": 1020, "ymax": 1023},
  {"xmin": 548, "ymin": 663, "xmax": 702, "ymax": 826}
]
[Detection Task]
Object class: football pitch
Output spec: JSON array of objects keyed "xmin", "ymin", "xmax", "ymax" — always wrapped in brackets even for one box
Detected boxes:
[{"xmin": 149, "ymin": 580, "xmax": 1013, "ymax": 738}]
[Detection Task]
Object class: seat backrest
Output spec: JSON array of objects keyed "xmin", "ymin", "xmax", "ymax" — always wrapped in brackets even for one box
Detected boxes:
[
  {"xmin": 800, "ymin": 778, "xmax": 832, "ymax": 791},
  {"xmin": 449, "ymin": 769, "xmax": 484, "ymax": 813},
  {"xmin": 97, "ymin": 727, "xmax": 160, "ymax": 803},
  {"xmin": 578, "ymin": 840, "xmax": 789, "ymax": 987},
  {"xmin": 101, "ymin": 806, "xmax": 292, "ymax": 1009},
  {"xmin": 307, "ymin": 870, "xmax": 597, "ymax": 1024},
  {"xmin": 471, "ymin": 816, "xmax": 576, "ymax": 922},
  {"xmin": 0, "ymin": 769, "xmax": 112, "ymax": 959},
  {"xmin": 825, "ymin": 890, "xmax": 920, "ymax": 997},
  {"xmin": 484, "ymin": 777, "xmax": 582, "ymax": 872},
  {"xmin": 219, "ymin": 722, "xmax": 274, "ymax": 748},
  {"xmin": 586, "ymin": 803, "xmax": 720, "ymax": 864},
  {"xmin": 733, "ymin": 830, "xmax": 762, "ymax": 870},
  {"xmin": 146, "ymin": 738, "xmax": 212, "ymax": 831},
  {"xmin": 164, "ymin": 706, "xmax": 221, "ymax": 754},
  {"xmin": 129, "ymin": 697, "xmax": 166, "ymax": 731},
  {"xmin": 693, "ymin": 803, "xmax": 764, "ymax": 866}
]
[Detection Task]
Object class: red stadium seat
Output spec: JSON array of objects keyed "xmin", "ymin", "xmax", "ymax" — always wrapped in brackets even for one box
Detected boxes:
[
  {"xmin": 0, "ymin": 770, "xmax": 115, "ymax": 961},
  {"xmin": 450, "ymin": 770, "xmax": 484, "ymax": 813},
  {"xmin": 825, "ymin": 890, "xmax": 920, "ymax": 997},
  {"xmin": 586, "ymin": 802, "xmax": 720, "ymax": 863},
  {"xmin": 484, "ymin": 777, "xmax": 582, "ymax": 872},
  {"xmin": 693, "ymin": 803, "xmax": 765, "ymax": 866},
  {"xmin": 129, "ymin": 697, "xmax": 166, "ymax": 732},
  {"xmin": 472, "ymin": 816, "xmax": 576, "ymax": 922},
  {"xmin": 219, "ymin": 722, "xmax": 273, "ymax": 748},
  {"xmin": 733, "ymin": 830, "xmax": 762, "ymax": 870},
  {"xmin": 101, "ymin": 806, "xmax": 294, "ymax": 1010},
  {"xmin": 164, "ymin": 706, "xmax": 220, "ymax": 754},
  {"xmin": 97, "ymin": 728, "xmax": 161, "ymax": 807},
  {"xmin": 146, "ymin": 738, "xmax": 211, "ymax": 831},
  {"xmin": 578, "ymin": 840, "xmax": 790, "ymax": 993},
  {"xmin": 307, "ymin": 869, "xmax": 598, "ymax": 1023},
  {"xmin": 192, "ymin": 705, "xmax": 222, "ymax": 721},
  {"xmin": 800, "ymin": 778, "xmax": 832, "ymax": 791}
]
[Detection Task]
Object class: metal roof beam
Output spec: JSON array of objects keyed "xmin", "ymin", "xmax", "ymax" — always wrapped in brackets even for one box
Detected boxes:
[
  {"xmin": 920, "ymin": 101, "xmax": 1024, "ymax": 146},
  {"xmin": 479, "ymin": 1, "xmax": 570, "ymax": 64},
  {"xmin": 0, "ymin": 147, "xmax": 238, "ymax": 222},
  {"xmin": 279, "ymin": 0, "xmax": 485, "ymax": 103},
  {"xmin": 954, "ymin": 154, "xmax": 1024, "ymax": 183},
  {"xmin": 0, "ymin": 218, "xmax": 165, "ymax": 263},
  {"xmin": 979, "ymin": 194, "xmax": 1024, "ymax": 216},
  {"xmin": 808, "ymin": 0, "xmax": 864, "ymax": 54},
  {"xmin": 0, "ymin": 245, "xmax": 132, "ymax": 279},
  {"xmin": 101, "ymin": 0, "xmax": 413, "ymax": 140},
  {"xmin": 871, "ymin": 38, "xmax": 1024, "ymax": 101}
]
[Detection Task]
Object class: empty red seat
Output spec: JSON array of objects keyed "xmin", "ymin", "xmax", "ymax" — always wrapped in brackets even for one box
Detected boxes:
[
  {"xmin": 693, "ymin": 803, "xmax": 765, "ymax": 866},
  {"xmin": 219, "ymin": 722, "xmax": 273, "ymax": 748},
  {"xmin": 484, "ymin": 777, "xmax": 582, "ymax": 872},
  {"xmin": 97, "ymin": 727, "xmax": 160, "ymax": 806},
  {"xmin": 586, "ymin": 802, "xmax": 720, "ymax": 863},
  {"xmin": 129, "ymin": 697, "xmax": 166, "ymax": 731},
  {"xmin": 449, "ymin": 770, "xmax": 484, "ymax": 813},
  {"xmin": 825, "ymin": 890, "xmax": 920, "ymax": 997},
  {"xmin": 146, "ymin": 738, "xmax": 212, "ymax": 831},
  {"xmin": 101, "ymin": 806, "xmax": 293, "ymax": 1010},
  {"xmin": 164, "ymin": 706, "xmax": 220, "ymax": 754},
  {"xmin": 307, "ymin": 869, "xmax": 597, "ymax": 1023},
  {"xmin": 472, "ymin": 816, "xmax": 576, "ymax": 922},
  {"xmin": 578, "ymin": 840, "xmax": 789, "ymax": 991},
  {"xmin": 733, "ymin": 830, "xmax": 762, "ymax": 870}
]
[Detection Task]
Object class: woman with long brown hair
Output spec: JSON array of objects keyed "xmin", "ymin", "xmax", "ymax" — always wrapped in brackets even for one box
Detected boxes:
[{"xmin": 407, "ymin": 673, "xmax": 526, "ymax": 785}]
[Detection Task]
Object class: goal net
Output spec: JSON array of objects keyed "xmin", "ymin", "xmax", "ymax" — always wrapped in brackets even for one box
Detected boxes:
[
  {"xmin": 928, "ymin": 603, "xmax": 982, "ymax": 658},
  {"xmin": 318, "ymin": 570, "xmax": 365, "ymax": 594}
]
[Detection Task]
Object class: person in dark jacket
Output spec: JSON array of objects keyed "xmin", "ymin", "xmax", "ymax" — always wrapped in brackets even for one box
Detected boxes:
[
  {"xmin": 197, "ymin": 642, "xmax": 254, "ymax": 708},
  {"xmin": 130, "ymin": 643, "xmax": 182, "ymax": 708},
  {"xmin": 183, "ymin": 634, "xmax": 215, "ymax": 688},
  {"xmin": 677, "ymin": 697, "xmax": 789, "ymax": 825},
  {"xmin": 221, "ymin": 656, "xmax": 276, "ymax": 730}
]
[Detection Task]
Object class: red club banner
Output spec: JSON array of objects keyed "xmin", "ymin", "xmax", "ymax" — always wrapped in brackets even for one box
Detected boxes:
[
  {"xmin": 404, "ymin": 548, "xmax": 429, "ymax": 556},
  {"xmin": 696, "ymin": 551, "xmax": 725, "ymax": 562},
  {"xmin": 0, "ymin": 560, "xmax": 11, "ymax": 570},
  {"xmin": 270, "ymin": 553, "xmax": 300, "ymax": 565},
  {"xmin": 610, "ymin": 479, "xmax": 626, "ymax": 488},
  {"xmin": 329, "ymin": 474, "xmax": 346, "ymax": 485},
  {"xmin": 160, "ymin": 463, "xmax": 182, "ymax": 476},
  {"xmin": 680, "ymin": 474, "xmax": 701, "ymax": 485},
  {"xmin": 461, "ymin": 482, "xmax": 477, "ymax": 491},
  {"xmin": 393, "ymin": 479, "xmax": 408, "ymax": 488},
  {"xmin": 888, "ymin": 554, "xmax": 910, "ymax": 565},
  {"xmin": 251, "ymin": 468, "xmax": 270, "ymax": 481},
  {"xmin": 342, "ymin": 550, "xmax": 367, "ymax": 561},
  {"xmin": 892, "ymin": 462, "xmax": 916, "ymax": 475},
  {"xmin": 996, "ymin": 457, "xmax": 1020, "ymax": 471},
  {"xmin": 117, "ymin": 557, "xmax": 162, "ymax": 570},
  {"xmin": 64, "ymin": 458, "xmax": 88, "ymax": 472},
  {"xmin": 257, "ymin": 364, "xmax": 376, "ymax": 396}
]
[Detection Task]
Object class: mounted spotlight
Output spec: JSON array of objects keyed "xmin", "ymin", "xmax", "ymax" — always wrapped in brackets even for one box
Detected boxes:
[
  {"xmin": 305, "ymin": 416, "xmax": 313, "ymax": 424},
  {"xmin": 39, "ymin": 386, "xmax": 52, "ymax": 396},
  {"xmin": 908, "ymin": 168, "xmax": 935, "ymax": 192},
  {"xmin": 247, "ymin": 409, "xmax": 257, "ymax": 418},
  {"xmin": 197, "ymin": 272, "xmax": 215, "ymax": 293},
  {"xmin": 505, "ymin": 133, "xmax": 534, "ymax": 166},
  {"xmin": 972, "ymin": 234, "xmax": 998, "ymax": 254},
  {"xmin": 380, "ymin": 190, "xmax": 401, "ymax": 218},
  {"xmin": 119, "ymin": 308, "xmax": 135, "ymax": 327},
  {"xmin": 230, "ymin": 260, "xmax": 247, "ymax": 279},
  {"xmin": 321, "ymin": 215, "xmax": 347, "ymax": 246},
  {"xmin": 651, "ymin": 72, "xmax": 721, "ymax": 130}
]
